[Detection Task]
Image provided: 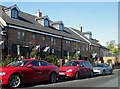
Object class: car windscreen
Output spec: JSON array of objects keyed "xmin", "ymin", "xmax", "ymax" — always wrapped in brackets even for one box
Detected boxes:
[
  {"xmin": 94, "ymin": 64, "xmax": 105, "ymax": 67},
  {"xmin": 63, "ymin": 61, "xmax": 80, "ymax": 67},
  {"xmin": 6, "ymin": 60, "xmax": 30, "ymax": 67}
]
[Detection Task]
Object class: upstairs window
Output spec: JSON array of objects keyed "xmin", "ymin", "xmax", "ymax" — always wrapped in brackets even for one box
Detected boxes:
[
  {"xmin": 66, "ymin": 41, "xmax": 70, "ymax": 44},
  {"xmin": 59, "ymin": 23, "xmax": 63, "ymax": 31},
  {"xmin": 17, "ymin": 31, "xmax": 25, "ymax": 41},
  {"xmin": 42, "ymin": 36, "xmax": 45, "ymax": 41},
  {"xmin": 44, "ymin": 18, "xmax": 49, "ymax": 27},
  {"xmin": 11, "ymin": 8, "xmax": 18, "ymax": 19},
  {"xmin": 51, "ymin": 37, "xmax": 56, "ymax": 45}
]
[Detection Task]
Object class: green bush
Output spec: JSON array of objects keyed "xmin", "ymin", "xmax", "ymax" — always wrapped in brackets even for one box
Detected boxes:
[
  {"xmin": 87, "ymin": 58, "xmax": 95, "ymax": 66},
  {"xmin": 0, "ymin": 58, "xmax": 17, "ymax": 67},
  {"xmin": 107, "ymin": 59, "xmax": 112, "ymax": 65},
  {"xmin": 69, "ymin": 56, "xmax": 73, "ymax": 61}
]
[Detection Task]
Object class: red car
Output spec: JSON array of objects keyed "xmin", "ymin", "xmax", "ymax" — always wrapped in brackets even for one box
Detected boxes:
[
  {"xmin": 0, "ymin": 59, "xmax": 59, "ymax": 88},
  {"xmin": 59, "ymin": 60, "xmax": 93, "ymax": 79}
]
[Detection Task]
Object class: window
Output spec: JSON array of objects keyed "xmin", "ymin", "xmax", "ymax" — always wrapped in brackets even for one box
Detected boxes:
[
  {"xmin": 17, "ymin": 31, "xmax": 25, "ymax": 41},
  {"xmin": 84, "ymin": 61, "xmax": 90, "ymax": 66},
  {"xmin": 66, "ymin": 41, "xmax": 70, "ymax": 44},
  {"xmin": 54, "ymin": 38, "xmax": 56, "ymax": 45},
  {"xmin": 22, "ymin": 32, "xmax": 25, "ymax": 41},
  {"xmin": 17, "ymin": 31, "xmax": 20, "ymax": 39},
  {"xmin": 42, "ymin": 36, "xmax": 45, "ymax": 41},
  {"xmin": 27, "ymin": 60, "xmax": 41, "ymax": 67},
  {"xmin": 59, "ymin": 23, "xmax": 63, "ymax": 31},
  {"xmin": 86, "ymin": 47, "xmax": 88, "ymax": 51},
  {"xmin": 82, "ymin": 48, "xmax": 85, "ymax": 51},
  {"xmin": 40, "ymin": 61, "xmax": 49, "ymax": 66},
  {"xmin": 80, "ymin": 61, "xmax": 85, "ymax": 67},
  {"xmin": 51, "ymin": 37, "xmax": 56, "ymax": 45},
  {"xmin": 44, "ymin": 19, "xmax": 49, "ymax": 27},
  {"xmin": 51, "ymin": 37, "xmax": 53, "ymax": 42},
  {"xmin": 32, "ymin": 34, "xmax": 36, "ymax": 39},
  {"xmin": 11, "ymin": 8, "xmax": 18, "ymax": 18}
]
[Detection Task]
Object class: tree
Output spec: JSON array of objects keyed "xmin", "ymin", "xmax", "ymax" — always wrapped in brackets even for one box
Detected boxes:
[
  {"xmin": 107, "ymin": 40, "xmax": 119, "ymax": 64},
  {"xmin": 73, "ymin": 42, "xmax": 79, "ymax": 60}
]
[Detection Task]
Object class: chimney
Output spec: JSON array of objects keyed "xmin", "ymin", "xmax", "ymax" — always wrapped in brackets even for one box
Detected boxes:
[
  {"xmin": 78, "ymin": 25, "xmax": 82, "ymax": 32},
  {"xmin": 35, "ymin": 9, "xmax": 42, "ymax": 17}
]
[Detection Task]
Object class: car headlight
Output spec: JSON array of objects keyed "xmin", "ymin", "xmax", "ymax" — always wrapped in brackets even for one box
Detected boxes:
[
  {"xmin": 66, "ymin": 69, "xmax": 73, "ymax": 72},
  {"xmin": 0, "ymin": 72, "xmax": 6, "ymax": 75}
]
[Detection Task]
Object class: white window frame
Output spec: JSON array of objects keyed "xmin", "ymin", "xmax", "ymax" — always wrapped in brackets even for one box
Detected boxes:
[
  {"xmin": 59, "ymin": 23, "xmax": 63, "ymax": 31},
  {"xmin": 44, "ymin": 19, "xmax": 49, "ymax": 27},
  {"xmin": 11, "ymin": 9, "xmax": 18, "ymax": 18}
]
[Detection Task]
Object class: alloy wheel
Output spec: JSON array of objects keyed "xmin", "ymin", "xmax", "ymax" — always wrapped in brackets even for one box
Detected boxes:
[
  {"xmin": 50, "ymin": 73, "xmax": 57, "ymax": 83},
  {"xmin": 8, "ymin": 74, "xmax": 21, "ymax": 88},
  {"xmin": 103, "ymin": 70, "xmax": 106, "ymax": 76}
]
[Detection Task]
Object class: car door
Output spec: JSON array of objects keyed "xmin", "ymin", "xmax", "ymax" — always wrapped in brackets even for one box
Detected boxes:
[
  {"xmin": 40, "ymin": 61, "xmax": 51, "ymax": 80},
  {"xmin": 84, "ymin": 61, "xmax": 91, "ymax": 76},
  {"xmin": 22, "ymin": 60, "xmax": 44, "ymax": 83},
  {"xmin": 80, "ymin": 61, "xmax": 86, "ymax": 77}
]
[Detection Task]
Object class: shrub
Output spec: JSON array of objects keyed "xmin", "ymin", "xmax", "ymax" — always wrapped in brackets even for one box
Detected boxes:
[
  {"xmin": 69, "ymin": 56, "xmax": 73, "ymax": 61},
  {"xmin": 107, "ymin": 59, "xmax": 112, "ymax": 65},
  {"xmin": 87, "ymin": 58, "xmax": 95, "ymax": 66}
]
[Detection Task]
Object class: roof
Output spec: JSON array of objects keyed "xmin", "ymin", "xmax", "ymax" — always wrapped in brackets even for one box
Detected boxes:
[
  {"xmin": 0, "ymin": 5, "xmax": 87, "ymax": 42},
  {"xmin": 70, "ymin": 28, "xmax": 101, "ymax": 46},
  {"xmin": 51, "ymin": 21, "xmax": 63, "ymax": 25},
  {"xmin": 100, "ymin": 45, "xmax": 109, "ymax": 50},
  {"xmin": 81, "ymin": 31, "xmax": 92, "ymax": 35}
]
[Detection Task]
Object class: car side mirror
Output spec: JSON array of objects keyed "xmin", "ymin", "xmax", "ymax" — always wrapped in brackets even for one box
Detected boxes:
[
  {"xmin": 27, "ymin": 64, "xmax": 33, "ymax": 68},
  {"xmin": 80, "ymin": 65, "xmax": 84, "ymax": 67}
]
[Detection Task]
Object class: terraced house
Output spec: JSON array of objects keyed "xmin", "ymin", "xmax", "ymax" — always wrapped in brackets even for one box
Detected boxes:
[{"xmin": 0, "ymin": 4, "xmax": 101, "ymax": 63}]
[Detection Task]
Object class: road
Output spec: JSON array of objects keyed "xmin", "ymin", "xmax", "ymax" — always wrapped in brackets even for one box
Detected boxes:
[{"xmin": 2, "ymin": 69, "xmax": 120, "ymax": 89}]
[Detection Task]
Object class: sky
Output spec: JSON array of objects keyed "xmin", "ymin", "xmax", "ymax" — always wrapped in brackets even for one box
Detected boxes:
[{"xmin": 1, "ymin": 2, "xmax": 118, "ymax": 46}]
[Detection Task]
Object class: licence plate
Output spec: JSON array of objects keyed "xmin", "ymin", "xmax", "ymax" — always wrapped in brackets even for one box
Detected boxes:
[{"xmin": 59, "ymin": 73, "xmax": 65, "ymax": 75}]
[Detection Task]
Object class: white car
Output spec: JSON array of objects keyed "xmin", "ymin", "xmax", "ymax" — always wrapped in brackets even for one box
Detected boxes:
[{"xmin": 93, "ymin": 63, "xmax": 113, "ymax": 75}]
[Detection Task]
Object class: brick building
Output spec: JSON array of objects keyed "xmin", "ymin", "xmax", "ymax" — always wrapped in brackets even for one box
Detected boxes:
[{"xmin": 0, "ymin": 5, "xmax": 101, "ymax": 62}]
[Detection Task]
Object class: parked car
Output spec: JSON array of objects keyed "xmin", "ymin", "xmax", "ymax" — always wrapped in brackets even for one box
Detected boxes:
[
  {"xmin": 0, "ymin": 59, "xmax": 59, "ymax": 88},
  {"xmin": 93, "ymin": 63, "xmax": 113, "ymax": 75},
  {"xmin": 59, "ymin": 60, "xmax": 93, "ymax": 80}
]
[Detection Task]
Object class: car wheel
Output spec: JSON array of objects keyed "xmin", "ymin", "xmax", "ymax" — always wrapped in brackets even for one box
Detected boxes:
[
  {"xmin": 8, "ymin": 74, "xmax": 21, "ymax": 88},
  {"xmin": 103, "ymin": 70, "xmax": 106, "ymax": 76},
  {"xmin": 110, "ymin": 70, "xmax": 113, "ymax": 74},
  {"xmin": 49, "ymin": 72, "xmax": 57, "ymax": 83},
  {"xmin": 74, "ymin": 72, "xmax": 79, "ymax": 80},
  {"xmin": 90, "ymin": 71, "xmax": 94, "ymax": 77}
]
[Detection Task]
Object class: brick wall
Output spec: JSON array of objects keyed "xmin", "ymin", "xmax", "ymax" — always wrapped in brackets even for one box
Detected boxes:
[{"xmin": 4, "ymin": 27, "xmax": 94, "ymax": 60}]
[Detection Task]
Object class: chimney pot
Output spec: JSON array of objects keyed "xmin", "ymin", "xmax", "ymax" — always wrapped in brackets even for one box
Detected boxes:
[
  {"xmin": 78, "ymin": 25, "xmax": 82, "ymax": 32},
  {"xmin": 35, "ymin": 9, "xmax": 42, "ymax": 17}
]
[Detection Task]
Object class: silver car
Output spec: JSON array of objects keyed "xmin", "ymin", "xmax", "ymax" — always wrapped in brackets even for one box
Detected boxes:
[{"xmin": 93, "ymin": 63, "xmax": 113, "ymax": 75}]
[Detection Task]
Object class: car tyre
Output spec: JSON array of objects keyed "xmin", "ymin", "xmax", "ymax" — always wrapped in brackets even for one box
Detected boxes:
[
  {"xmin": 8, "ymin": 74, "xmax": 21, "ymax": 88},
  {"xmin": 90, "ymin": 71, "xmax": 94, "ymax": 77},
  {"xmin": 49, "ymin": 72, "xmax": 57, "ymax": 83},
  {"xmin": 102, "ymin": 70, "xmax": 106, "ymax": 76},
  {"xmin": 74, "ymin": 72, "xmax": 79, "ymax": 80},
  {"xmin": 110, "ymin": 69, "xmax": 113, "ymax": 74}
]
